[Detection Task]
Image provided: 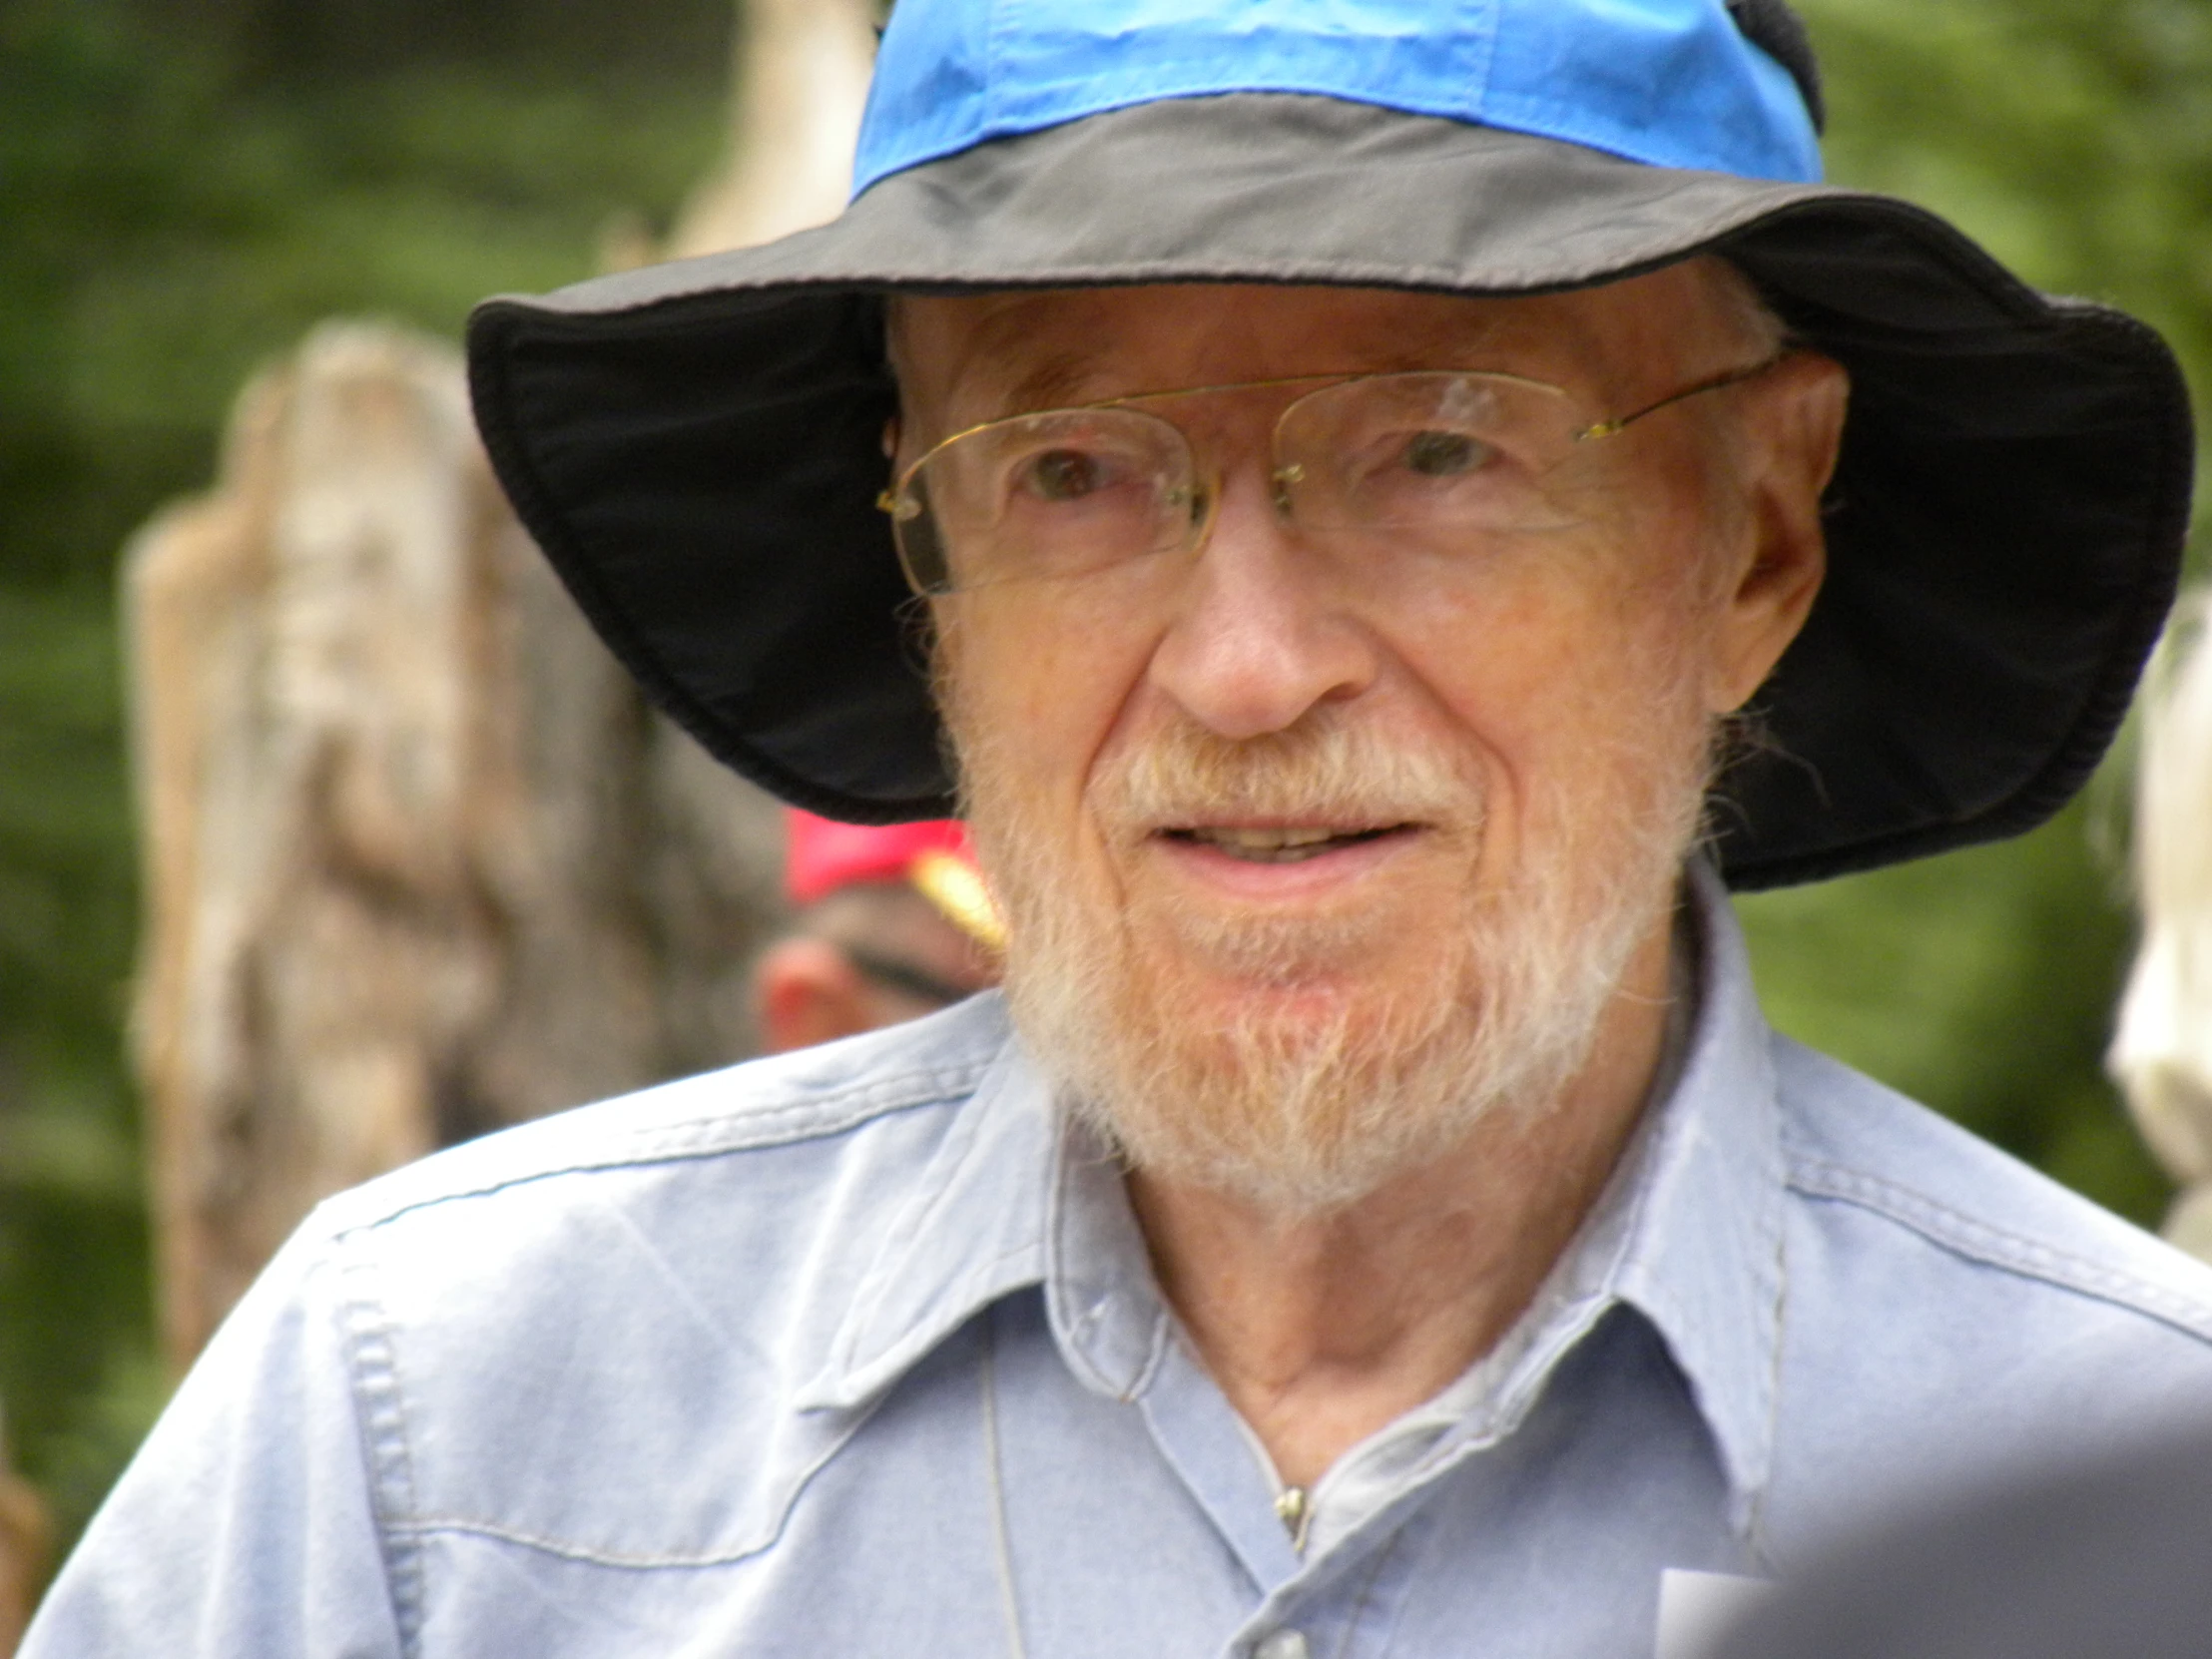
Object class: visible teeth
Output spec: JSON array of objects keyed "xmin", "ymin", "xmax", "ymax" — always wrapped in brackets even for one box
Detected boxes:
[
  {"xmin": 1183, "ymin": 826, "xmax": 1375, "ymax": 862},
  {"xmin": 1202, "ymin": 827, "xmax": 1339, "ymax": 851}
]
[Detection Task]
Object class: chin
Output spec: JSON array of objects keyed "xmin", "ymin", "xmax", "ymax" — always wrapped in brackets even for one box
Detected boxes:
[
  {"xmin": 1053, "ymin": 975, "xmax": 1585, "ymax": 1216},
  {"xmin": 994, "ymin": 863, "xmax": 1650, "ymax": 1214},
  {"xmin": 1131, "ymin": 899, "xmax": 1413, "ymax": 992},
  {"xmin": 944, "ymin": 665, "xmax": 1717, "ymax": 1214}
]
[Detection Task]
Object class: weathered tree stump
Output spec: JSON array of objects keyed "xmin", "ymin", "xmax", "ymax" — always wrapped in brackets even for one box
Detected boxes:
[
  {"xmin": 123, "ymin": 0, "xmax": 880, "ymax": 1372},
  {"xmin": 125, "ymin": 323, "xmax": 786, "ymax": 1368}
]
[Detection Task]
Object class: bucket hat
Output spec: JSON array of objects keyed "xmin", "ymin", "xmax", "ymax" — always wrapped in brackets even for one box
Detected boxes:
[{"xmin": 466, "ymin": 0, "xmax": 2191, "ymax": 889}]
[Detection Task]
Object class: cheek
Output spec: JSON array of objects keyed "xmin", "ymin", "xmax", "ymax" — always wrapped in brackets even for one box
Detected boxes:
[
  {"xmin": 934, "ymin": 584, "xmax": 1157, "ymax": 812},
  {"xmin": 1380, "ymin": 530, "xmax": 1715, "ymax": 791}
]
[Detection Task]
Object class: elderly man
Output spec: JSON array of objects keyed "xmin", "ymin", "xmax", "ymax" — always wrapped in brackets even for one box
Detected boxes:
[{"xmin": 27, "ymin": 2, "xmax": 2212, "ymax": 1656}]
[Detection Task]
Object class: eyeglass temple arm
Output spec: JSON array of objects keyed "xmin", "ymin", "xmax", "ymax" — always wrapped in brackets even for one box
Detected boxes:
[{"xmin": 1574, "ymin": 351, "xmax": 1792, "ymax": 442}]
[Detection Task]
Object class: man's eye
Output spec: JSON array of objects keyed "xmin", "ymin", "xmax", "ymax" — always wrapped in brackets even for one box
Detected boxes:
[
  {"xmin": 1402, "ymin": 429, "xmax": 1491, "ymax": 477},
  {"xmin": 1022, "ymin": 448, "xmax": 1107, "ymax": 500}
]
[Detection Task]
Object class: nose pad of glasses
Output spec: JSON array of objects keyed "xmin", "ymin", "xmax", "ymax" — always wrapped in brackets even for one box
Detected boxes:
[{"xmin": 1271, "ymin": 462, "xmax": 1306, "ymax": 519}]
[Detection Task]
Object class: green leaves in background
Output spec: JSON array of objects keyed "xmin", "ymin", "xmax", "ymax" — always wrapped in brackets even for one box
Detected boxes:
[
  {"xmin": 1736, "ymin": 0, "xmax": 2212, "ymax": 1234},
  {"xmin": 1809, "ymin": 0, "xmax": 2212, "ymax": 383}
]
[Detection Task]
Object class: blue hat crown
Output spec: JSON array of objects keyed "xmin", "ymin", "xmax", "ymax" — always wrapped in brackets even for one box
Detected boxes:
[{"xmin": 855, "ymin": 0, "xmax": 1825, "ymax": 200}]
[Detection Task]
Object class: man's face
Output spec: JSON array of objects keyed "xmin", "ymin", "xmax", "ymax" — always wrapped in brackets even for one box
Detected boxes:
[{"xmin": 894, "ymin": 274, "xmax": 1840, "ymax": 1212}]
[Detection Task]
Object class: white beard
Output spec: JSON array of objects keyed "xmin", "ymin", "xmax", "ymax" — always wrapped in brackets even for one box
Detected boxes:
[{"xmin": 948, "ymin": 686, "xmax": 1715, "ymax": 1218}]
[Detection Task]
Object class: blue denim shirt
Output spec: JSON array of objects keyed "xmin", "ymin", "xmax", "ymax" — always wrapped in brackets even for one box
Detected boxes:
[{"xmin": 28, "ymin": 865, "xmax": 2212, "ymax": 1658}]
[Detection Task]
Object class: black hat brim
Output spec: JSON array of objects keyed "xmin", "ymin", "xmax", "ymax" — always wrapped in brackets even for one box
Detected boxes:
[{"xmin": 467, "ymin": 93, "xmax": 2190, "ymax": 889}]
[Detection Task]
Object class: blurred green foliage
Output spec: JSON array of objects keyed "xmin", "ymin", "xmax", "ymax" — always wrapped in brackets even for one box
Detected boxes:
[
  {"xmin": 0, "ymin": 0, "xmax": 2206, "ymax": 1584},
  {"xmin": 0, "ymin": 0, "xmax": 733, "ymax": 1559},
  {"xmin": 1738, "ymin": 0, "xmax": 2212, "ymax": 1230}
]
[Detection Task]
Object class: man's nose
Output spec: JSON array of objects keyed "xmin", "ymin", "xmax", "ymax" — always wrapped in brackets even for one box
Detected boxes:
[{"xmin": 1144, "ymin": 463, "xmax": 1381, "ymax": 739}]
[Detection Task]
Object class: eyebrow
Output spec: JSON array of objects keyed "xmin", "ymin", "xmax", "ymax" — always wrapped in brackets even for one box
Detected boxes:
[
  {"xmin": 997, "ymin": 350, "xmax": 1108, "ymax": 416},
  {"xmin": 993, "ymin": 347, "xmax": 1469, "ymax": 416}
]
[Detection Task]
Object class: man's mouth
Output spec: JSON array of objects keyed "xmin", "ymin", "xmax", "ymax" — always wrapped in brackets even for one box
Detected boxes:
[{"xmin": 1162, "ymin": 825, "xmax": 1406, "ymax": 863}]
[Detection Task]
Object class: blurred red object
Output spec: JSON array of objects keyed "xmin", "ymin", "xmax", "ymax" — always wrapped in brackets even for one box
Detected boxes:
[
  {"xmin": 784, "ymin": 811, "xmax": 972, "ymax": 904},
  {"xmin": 783, "ymin": 811, "xmax": 1000, "ymax": 948}
]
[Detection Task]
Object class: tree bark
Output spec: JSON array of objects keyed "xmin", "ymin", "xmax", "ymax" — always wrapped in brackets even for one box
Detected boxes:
[
  {"xmin": 124, "ymin": 322, "xmax": 787, "ymax": 1368},
  {"xmin": 124, "ymin": 0, "xmax": 878, "ymax": 1373}
]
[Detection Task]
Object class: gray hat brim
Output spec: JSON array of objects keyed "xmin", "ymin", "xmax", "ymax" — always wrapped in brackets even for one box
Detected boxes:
[{"xmin": 467, "ymin": 93, "xmax": 2190, "ymax": 888}]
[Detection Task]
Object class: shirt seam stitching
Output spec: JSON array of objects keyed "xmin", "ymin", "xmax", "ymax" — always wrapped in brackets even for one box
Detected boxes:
[
  {"xmin": 336, "ymin": 1243, "xmax": 428, "ymax": 1657},
  {"xmin": 1747, "ymin": 1160, "xmax": 1789, "ymax": 1566},
  {"xmin": 327, "ymin": 1061, "xmax": 996, "ymax": 1240},
  {"xmin": 1787, "ymin": 1155, "xmax": 2212, "ymax": 1336},
  {"xmin": 378, "ymin": 1433, "xmax": 877, "ymax": 1576}
]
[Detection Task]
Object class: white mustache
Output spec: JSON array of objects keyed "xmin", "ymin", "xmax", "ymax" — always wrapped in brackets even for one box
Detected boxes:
[{"xmin": 1091, "ymin": 711, "xmax": 1481, "ymax": 835}]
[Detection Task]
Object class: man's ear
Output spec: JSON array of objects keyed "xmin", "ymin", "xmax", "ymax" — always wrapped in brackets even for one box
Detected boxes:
[
  {"xmin": 1705, "ymin": 349, "xmax": 1850, "ymax": 715},
  {"xmin": 754, "ymin": 937, "xmax": 881, "ymax": 1053}
]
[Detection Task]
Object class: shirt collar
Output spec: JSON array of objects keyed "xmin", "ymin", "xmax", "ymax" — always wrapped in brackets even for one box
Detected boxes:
[
  {"xmin": 1603, "ymin": 856, "xmax": 1787, "ymax": 1529},
  {"xmin": 799, "ymin": 861, "xmax": 1787, "ymax": 1531},
  {"xmin": 798, "ymin": 1012, "xmax": 1172, "ymax": 1411},
  {"xmin": 796, "ymin": 1021, "xmax": 1060, "ymax": 1410},
  {"xmin": 1280, "ymin": 860, "xmax": 1787, "ymax": 1549}
]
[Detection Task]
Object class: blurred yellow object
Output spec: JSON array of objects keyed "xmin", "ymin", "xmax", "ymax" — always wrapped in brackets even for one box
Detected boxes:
[{"xmin": 911, "ymin": 848, "xmax": 1006, "ymax": 954}]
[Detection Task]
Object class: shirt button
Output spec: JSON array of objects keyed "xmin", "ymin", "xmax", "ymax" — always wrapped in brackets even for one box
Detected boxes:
[{"xmin": 1254, "ymin": 1631, "xmax": 1311, "ymax": 1659}]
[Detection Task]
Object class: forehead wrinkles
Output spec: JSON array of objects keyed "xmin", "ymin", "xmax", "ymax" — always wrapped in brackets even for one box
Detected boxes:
[
  {"xmin": 892, "ymin": 272, "xmax": 1748, "ymax": 444},
  {"xmin": 902, "ymin": 285, "xmax": 1540, "ymax": 416},
  {"xmin": 894, "ymin": 292, "xmax": 1126, "ymax": 430}
]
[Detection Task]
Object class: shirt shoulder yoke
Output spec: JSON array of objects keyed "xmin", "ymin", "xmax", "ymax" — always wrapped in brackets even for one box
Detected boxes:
[
  {"xmin": 1772, "ymin": 1033, "xmax": 2212, "ymax": 1345},
  {"xmin": 306, "ymin": 993, "xmax": 1012, "ymax": 1241}
]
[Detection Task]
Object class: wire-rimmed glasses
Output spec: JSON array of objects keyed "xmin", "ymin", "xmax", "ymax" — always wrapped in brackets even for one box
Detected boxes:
[{"xmin": 876, "ymin": 357, "xmax": 1783, "ymax": 597}]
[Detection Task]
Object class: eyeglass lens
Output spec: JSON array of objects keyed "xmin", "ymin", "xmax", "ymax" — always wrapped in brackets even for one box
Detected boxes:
[{"xmin": 890, "ymin": 371, "xmax": 1590, "ymax": 596}]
